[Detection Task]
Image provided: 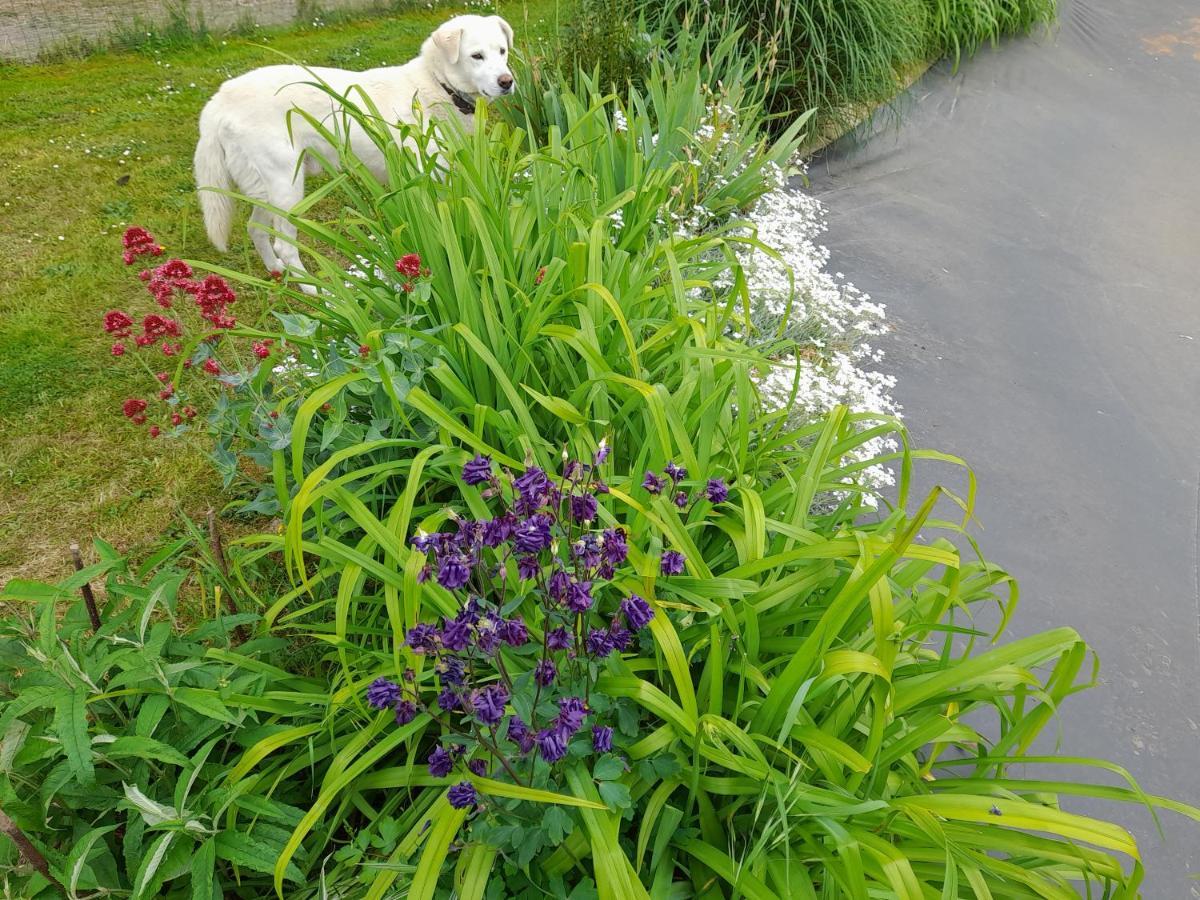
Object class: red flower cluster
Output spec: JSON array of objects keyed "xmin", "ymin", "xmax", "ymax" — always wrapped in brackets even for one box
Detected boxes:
[
  {"xmin": 203, "ymin": 358, "xmax": 221, "ymax": 376},
  {"xmin": 194, "ymin": 274, "xmax": 237, "ymax": 329},
  {"xmin": 104, "ymin": 310, "xmax": 134, "ymax": 337},
  {"xmin": 396, "ymin": 253, "xmax": 422, "ymax": 278},
  {"xmin": 252, "ymin": 339, "xmax": 274, "ymax": 359},
  {"xmin": 145, "ymin": 259, "xmax": 195, "ymax": 308},
  {"xmin": 122, "ymin": 226, "xmax": 163, "ymax": 265},
  {"xmin": 122, "ymin": 398, "xmax": 148, "ymax": 425}
]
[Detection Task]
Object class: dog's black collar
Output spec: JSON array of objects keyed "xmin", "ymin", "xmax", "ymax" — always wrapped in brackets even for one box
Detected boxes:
[{"xmin": 439, "ymin": 81, "xmax": 476, "ymax": 115}]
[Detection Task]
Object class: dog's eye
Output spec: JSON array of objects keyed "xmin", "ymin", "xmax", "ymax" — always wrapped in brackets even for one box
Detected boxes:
[{"xmin": 471, "ymin": 52, "xmax": 484, "ymax": 60}]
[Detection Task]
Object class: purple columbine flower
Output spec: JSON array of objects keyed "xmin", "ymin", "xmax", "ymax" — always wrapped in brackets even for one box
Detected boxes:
[
  {"xmin": 536, "ymin": 727, "xmax": 570, "ymax": 763},
  {"xmin": 366, "ymin": 677, "xmax": 403, "ymax": 710},
  {"xmin": 473, "ymin": 684, "xmax": 509, "ymax": 727},
  {"xmin": 573, "ymin": 534, "xmax": 602, "ymax": 568},
  {"xmin": 406, "ymin": 623, "xmax": 440, "ymax": 654},
  {"xmin": 661, "ymin": 550, "xmax": 686, "ymax": 576},
  {"xmin": 642, "ymin": 471, "xmax": 665, "ymax": 495},
  {"xmin": 468, "ymin": 759, "xmax": 488, "ymax": 777},
  {"xmin": 441, "ymin": 617, "xmax": 472, "ymax": 651},
  {"xmin": 665, "ymin": 460, "xmax": 687, "ymax": 482},
  {"xmin": 557, "ymin": 697, "xmax": 587, "ymax": 733},
  {"xmin": 601, "ymin": 528, "xmax": 628, "ymax": 564},
  {"xmin": 565, "ymin": 580, "xmax": 594, "ymax": 613},
  {"xmin": 621, "ymin": 594, "xmax": 654, "ymax": 630},
  {"xmin": 548, "ymin": 569, "xmax": 571, "ymax": 602},
  {"xmin": 501, "ymin": 616, "xmax": 529, "ymax": 646},
  {"xmin": 412, "ymin": 531, "xmax": 444, "ymax": 553},
  {"xmin": 514, "ymin": 466, "xmax": 551, "ymax": 500},
  {"xmin": 437, "ymin": 655, "xmax": 466, "ymax": 686},
  {"xmin": 514, "ymin": 515, "xmax": 553, "ymax": 553},
  {"xmin": 507, "ymin": 715, "xmax": 535, "ymax": 754},
  {"xmin": 448, "ymin": 781, "xmax": 477, "ymax": 809},
  {"xmin": 476, "ymin": 618, "xmax": 501, "ymax": 654},
  {"xmin": 705, "ymin": 478, "xmax": 729, "ymax": 503},
  {"xmin": 395, "ymin": 699, "xmax": 418, "ymax": 725},
  {"xmin": 569, "ymin": 493, "xmax": 598, "ymax": 523},
  {"xmin": 592, "ymin": 725, "xmax": 613, "ymax": 753},
  {"xmin": 608, "ymin": 621, "xmax": 632, "ymax": 652},
  {"xmin": 437, "ymin": 687, "xmax": 461, "ymax": 711},
  {"xmin": 534, "ymin": 658, "xmax": 557, "ymax": 686},
  {"xmin": 437, "ymin": 554, "xmax": 472, "ymax": 590},
  {"xmin": 482, "ymin": 513, "xmax": 516, "ymax": 547},
  {"xmin": 462, "ymin": 454, "xmax": 493, "ymax": 485},
  {"xmin": 428, "ymin": 747, "xmax": 455, "ymax": 778},
  {"xmin": 593, "ymin": 440, "xmax": 610, "ymax": 466},
  {"xmin": 546, "ymin": 627, "xmax": 572, "ymax": 650},
  {"xmin": 586, "ymin": 628, "xmax": 615, "ymax": 658},
  {"xmin": 673, "ymin": 491, "xmax": 688, "ymax": 509},
  {"xmin": 402, "ymin": 668, "xmax": 415, "ymax": 682},
  {"xmin": 517, "ymin": 554, "xmax": 540, "ymax": 580}
]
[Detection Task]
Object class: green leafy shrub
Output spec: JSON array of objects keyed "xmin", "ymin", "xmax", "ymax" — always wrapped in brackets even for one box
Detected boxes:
[{"xmin": 0, "ymin": 539, "xmax": 335, "ymax": 897}]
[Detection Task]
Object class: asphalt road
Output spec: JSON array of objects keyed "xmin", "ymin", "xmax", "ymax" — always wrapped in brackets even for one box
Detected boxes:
[{"xmin": 809, "ymin": 0, "xmax": 1200, "ymax": 893}]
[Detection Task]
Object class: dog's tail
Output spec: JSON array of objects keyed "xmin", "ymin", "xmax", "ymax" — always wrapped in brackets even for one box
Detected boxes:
[{"xmin": 194, "ymin": 105, "xmax": 235, "ymax": 252}]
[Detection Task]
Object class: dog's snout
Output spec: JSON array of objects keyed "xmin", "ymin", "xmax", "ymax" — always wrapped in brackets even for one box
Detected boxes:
[{"xmin": 498, "ymin": 74, "xmax": 514, "ymax": 92}]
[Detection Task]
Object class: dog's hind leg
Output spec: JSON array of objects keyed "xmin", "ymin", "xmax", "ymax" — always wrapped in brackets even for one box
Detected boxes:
[
  {"xmin": 264, "ymin": 171, "xmax": 315, "ymax": 295},
  {"xmin": 247, "ymin": 206, "xmax": 284, "ymax": 274}
]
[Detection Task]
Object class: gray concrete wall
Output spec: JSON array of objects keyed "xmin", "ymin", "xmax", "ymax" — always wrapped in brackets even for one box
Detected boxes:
[{"xmin": 0, "ymin": 0, "xmax": 392, "ymax": 61}]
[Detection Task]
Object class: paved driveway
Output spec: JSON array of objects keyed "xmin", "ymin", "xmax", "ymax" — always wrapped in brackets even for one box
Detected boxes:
[{"xmin": 810, "ymin": 0, "xmax": 1200, "ymax": 893}]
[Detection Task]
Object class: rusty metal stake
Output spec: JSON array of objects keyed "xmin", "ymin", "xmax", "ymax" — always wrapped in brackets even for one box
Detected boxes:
[
  {"xmin": 207, "ymin": 508, "xmax": 247, "ymax": 643},
  {"xmin": 0, "ymin": 807, "xmax": 63, "ymax": 891},
  {"xmin": 69, "ymin": 543, "xmax": 102, "ymax": 632}
]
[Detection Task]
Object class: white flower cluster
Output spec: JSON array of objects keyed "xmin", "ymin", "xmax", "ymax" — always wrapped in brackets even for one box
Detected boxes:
[{"xmin": 732, "ymin": 177, "xmax": 900, "ymax": 501}]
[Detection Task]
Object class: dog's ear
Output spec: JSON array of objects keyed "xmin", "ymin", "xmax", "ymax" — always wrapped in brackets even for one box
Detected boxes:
[
  {"xmin": 493, "ymin": 16, "xmax": 514, "ymax": 51},
  {"xmin": 434, "ymin": 23, "xmax": 464, "ymax": 64}
]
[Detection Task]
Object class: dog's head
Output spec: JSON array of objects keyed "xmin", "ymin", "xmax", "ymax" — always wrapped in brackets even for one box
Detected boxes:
[{"xmin": 427, "ymin": 15, "xmax": 515, "ymax": 100}]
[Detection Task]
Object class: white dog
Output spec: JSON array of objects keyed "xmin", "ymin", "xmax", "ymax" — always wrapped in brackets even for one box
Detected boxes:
[{"xmin": 193, "ymin": 14, "xmax": 514, "ymax": 282}]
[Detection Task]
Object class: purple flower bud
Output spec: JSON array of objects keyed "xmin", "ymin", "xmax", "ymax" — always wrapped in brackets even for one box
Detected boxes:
[
  {"xmin": 441, "ymin": 617, "xmax": 472, "ymax": 651},
  {"xmin": 601, "ymin": 528, "xmax": 628, "ymax": 565},
  {"xmin": 417, "ymin": 564, "xmax": 432, "ymax": 583},
  {"xmin": 569, "ymin": 493, "xmax": 598, "ymax": 523},
  {"xmin": 514, "ymin": 515, "xmax": 553, "ymax": 553},
  {"xmin": 546, "ymin": 627, "xmax": 572, "ymax": 650},
  {"xmin": 501, "ymin": 616, "xmax": 529, "ymax": 647},
  {"xmin": 406, "ymin": 623, "xmax": 440, "ymax": 654},
  {"xmin": 462, "ymin": 454, "xmax": 493, "ymax": 485},
  {"xmin": 428, "ymin": 747, "xmax": 454, "ymax": 778},
  {"xmin": 592, "ymin": 725, "xmax": 613, "ymax": 753},
  {"xmin": 565, "ymin": 579, "xmax": 594, "ymax": 613},
  {"xmin": 641, "ymin": 471, "xmax": 665, "ymax": 494},
  {"xmin": 366, "ymin": 677, "xmax": 403, "ymax": 710},
  {"xmin": 705, "ymin": 478, "xmax": 729, "ymax": 503},
  {"xmin": 586, "ymin": 628, "xmax": 615, "ymax": 658},
  {"xmin": 664, "ymin": 461, "xmax": 687, "ymax": 482},
  {"xmin": 660, "ymin": 550, "xmax": 686, "ymax": 576},
  {"xmin": 468, "ymin": 759, "xmax": 488, "ymax": 777},
  {"xmin": 534, "ymin": 658, "xmax": 557, "ymax": 686},
  {"xmin": 620, "ymin": 594, "xmax": 654, "ymax": 630},
  {"xmin": 517, "ymin": 554, "xmax": 540, "ymax": 580},
  {"xmin": 593, "ymin": 441, "xmax": 610, "ymax": 466},
  {"xmin": 394, "ymin": 699, "xmax": 418, "ymax": 725},
  {"xmin": 673, "ymin": 491, "xmax": 688, "ymax": 508},
  {"xmin": 472, "ymin": 684, "xmax": 509, "ymax": 727},
  {"xmin": 448, "ymin": 781, "xmax": 478, "ymax": 809},
  {"xmin": 536, "ymin": 727, "xmax": 570, "ymax": 763},
  {"xmin": 402, "ymin": 668, "xmax": 415, "ymax": 682},
  {"xmin": 557, "ymin": 697, "xmax": 587, "ymax": 733},
  {"xmin": 437, "ymin": 553, "xmax": 472, "ymax": 590}
]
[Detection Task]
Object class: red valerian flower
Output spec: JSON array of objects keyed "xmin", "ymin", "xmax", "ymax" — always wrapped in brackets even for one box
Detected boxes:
[
  {"xmin": 535, "ymin": 266, "xmax": 547, "ymax": 285},
  {"xmin": 111, "ymin": 342, "xmax": 126, "ymax": 357},
  {"xmin": 134, "ymin": 335, "xmax": 154, "ymax": 348},
  {"xmin": 142, "ymin": 314, "xmax": 181, "ymax": 339},
  {"xmin": 158, "ymin": 386, "xmax": 174, "ymax": 400},
  {"xmin": 203, "ymin": 358, "xmax": 221, "ymax": 375},
  {"xmin": 396, "ymin": 253, "xmax": 422, "ymax": 278},
  {"xmin": 122, "ymin": 226, "xmax": 163, "ymax": 265},
  {"xmin": 103, "ymin": 310, "xmax": 134, "ymax": 336},
  {"xmin": 149, "ymin": 425, "xmax": 161, "ymax": 438},
  {"xmin": 252, "ymin": 340, "xmax": 272, "ymax": 359},
  {"xmin": 155, "ymin": 372, "xmax": 170, "ymax": 383},
  {"xmin": 182, "ymin": 406, "xmax": 197, "ymax": 419},
  {"xmin": 170, "ymin": 412, "xmax": 183, "ymax": 426},
  {"xmin": 400, "ymin": 280, "xmax": 415, "ymax": 293},
  {"xmin": 161, "ymin": 341, "xmax": 180, "ymax": 356},
  {"xmin": 122, "ymin": 398, "xmax": 147, "ymax": 419},
  {"xmin": 358, "ymin": 344, "xmax": 370, "ymax": 358}
]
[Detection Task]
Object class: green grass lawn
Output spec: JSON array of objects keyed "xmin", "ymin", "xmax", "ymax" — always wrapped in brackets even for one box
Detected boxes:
[{"xmin": 0, "ymin": 1, "xmax": 558, "ymax": 584}]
